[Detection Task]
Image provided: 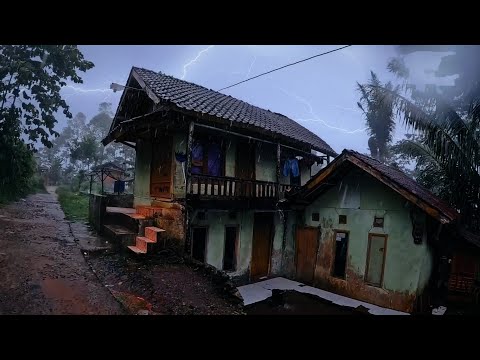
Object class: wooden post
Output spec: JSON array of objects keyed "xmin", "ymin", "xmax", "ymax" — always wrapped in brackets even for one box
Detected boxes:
[
  {"xmin": 101, "ymin": 169, "xmax": 104, "ymax": 195},
  {"xmin": 184, "ymin": 121, "xmax": 195, "ymax": 256},
  {"xmin": 276, "ymin": 143, "xmax": 281, "ymax": 197},
  {"xmin": 89, "ymin": 174, "xmax": 93, "ymax": 194},
  {"xmin": 185, "ymin": 122, "xmax": 195, "ymax": 196}
]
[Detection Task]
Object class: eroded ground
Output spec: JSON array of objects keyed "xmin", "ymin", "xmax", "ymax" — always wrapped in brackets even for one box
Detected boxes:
[
  {"xmin": 0, "ymin": 187, "xmax": 124, "ymax": 315},
  {"xmin": 0, "ymin": 187, "xmax": 243, "ymax": 315},
  {"xmin": 86, "ymin": 251, "xmax": 245, "ymax": 315}
]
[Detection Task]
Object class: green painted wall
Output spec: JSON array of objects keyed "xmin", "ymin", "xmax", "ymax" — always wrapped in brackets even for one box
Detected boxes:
[
  {"xmin": 303, "ymin": 169, "xmax": 433, "ymax": 295},
  {"xmin": 191, "ymin": 210, "xmax": 254, "ymax": 276},
  {"xmin": 255, "ymin": 143, "xmax": 277, "ymax": 182},
  {"xmin": 173, "ymin": 133, "xmax": 187, "ymax": 198},
  {"xmin": 300, "ymin": 164, "xmax": 310, "ymax": 185},
  {"xmin": 282, "ymin": 210, "xmax": 302, "ymax": 277},
  {"xmin": 225, "ymin": 139, "xmax": 237, "ymax": 177},
  {"xmin": 133, "ymin": 139, "xmax": 152, "ymax": 206},
  {"xmin": 191, "ymin": 209, "xmax": 286, "ymax": 278}
]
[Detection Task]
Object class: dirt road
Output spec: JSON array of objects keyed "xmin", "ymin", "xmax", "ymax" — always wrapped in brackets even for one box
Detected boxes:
[{"xmin": 0, "ymin": 187, "xmax": 124, "ymax": 315}]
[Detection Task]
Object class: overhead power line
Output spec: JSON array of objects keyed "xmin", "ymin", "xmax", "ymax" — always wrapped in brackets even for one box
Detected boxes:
[{"xmin": 218, "ymin": 45, "xmax": 352, "ymax": 92}]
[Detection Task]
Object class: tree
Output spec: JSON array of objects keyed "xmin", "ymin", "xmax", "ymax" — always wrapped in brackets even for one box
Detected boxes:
[
  {"xmin": 0, "ymin": 45, "xmax": 93, "ymax": 200},
  {"xmin": 357, "ymin": 72, "xmax": 398, "ymax": 162},
  {"xmin": 359, "ymin": 46, "xmax": 480, "ymax": 233},
  {"xmin": 0, "ymin": 45, "xmax": 94, "ymax": 148}
]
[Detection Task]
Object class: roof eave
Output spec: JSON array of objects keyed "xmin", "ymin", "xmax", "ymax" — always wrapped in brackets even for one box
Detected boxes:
[{"xmin": 296, "ymin": 150, "xmax": 458, "ymax": 224}]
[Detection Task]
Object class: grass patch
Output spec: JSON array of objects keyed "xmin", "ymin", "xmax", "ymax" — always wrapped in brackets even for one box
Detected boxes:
[{"xmin": 56, "ymin": 186, "xmax": 89, "ymax": 221}]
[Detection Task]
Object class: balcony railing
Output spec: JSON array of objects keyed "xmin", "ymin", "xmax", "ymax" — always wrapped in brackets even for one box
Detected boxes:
[{"xmin": 188, "ymin": 174, "xmax": 301, "ymax": 200}]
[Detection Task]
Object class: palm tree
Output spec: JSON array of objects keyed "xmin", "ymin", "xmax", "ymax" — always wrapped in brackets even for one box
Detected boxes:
[
  {"xmin": 357, "ymin": 72, "xmax": 398, "ymax": 162},
  {"xmin": 359, "ymin": 61, "xmax": 480, "ymax": 233}
]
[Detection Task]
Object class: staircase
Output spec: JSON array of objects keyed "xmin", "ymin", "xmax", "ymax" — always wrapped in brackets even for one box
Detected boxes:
[
  {"xmin": 128, "ymin": 226, "xmax": 166, "ymax": 254},
  {"xmin": 103, "ymin": 206, "xmax": 166, "ymax": 255}
]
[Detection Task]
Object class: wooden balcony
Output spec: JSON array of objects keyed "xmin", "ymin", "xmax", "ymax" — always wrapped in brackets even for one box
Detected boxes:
[{"xmin": 187, "ymin": 174, "xmax": 301, "ymax": 209}]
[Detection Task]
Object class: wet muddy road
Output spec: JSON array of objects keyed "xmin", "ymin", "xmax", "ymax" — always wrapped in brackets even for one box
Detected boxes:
[{"xmin": 0, "ymin": 187, "xmax": 124, "ymax": 315}]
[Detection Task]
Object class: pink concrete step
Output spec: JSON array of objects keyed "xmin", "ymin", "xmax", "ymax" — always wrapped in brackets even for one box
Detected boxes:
[
  {"xmin": 145, "ymin": 226, "xmax": 166, "ymax": 242},
  {"xmin": 136, "ymin": 236, "xmax": 155, "ymax": 252},
  {"xmin": 127, "ymin": 245, "xmax": 147, "ymax": 254},
  {"xmin": 127, "ymin": 213, "xmax": 146, "ymax": 220}
]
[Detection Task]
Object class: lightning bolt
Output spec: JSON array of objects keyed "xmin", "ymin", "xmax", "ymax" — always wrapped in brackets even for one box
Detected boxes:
[
  {"xmin": 279, "ymin": 88, "xmax": 367, "ymax": 134},
  {"xmin": 332, "ymin": 104, "xmax": 362, "ymax": 114},
  {"xmin": 61, "ymin": 76, "xmax": 126, "ymax": 102},
  {"xmin": 245, "ymin": 56, "xmax": 257, "ymax": 79},
  {"xmin": 181, "ymin": 45, "xmax": 215, "ymax": 80}
]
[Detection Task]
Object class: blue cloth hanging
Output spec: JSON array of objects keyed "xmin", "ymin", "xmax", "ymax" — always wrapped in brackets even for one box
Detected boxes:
[
  {"xmin": 283, "ymin": 159, "xmax": 291, "ymax": 177},
  {"xmin": 282, "ymin": 158, "xmax": 300, "ymax": 178},
  {"xmin": 290, "ymin": 158, "xmax": 299, "ymax": 177},
  {"xmin": 175, "ymin": 152, "xmax": 186, "ymax": 162},
  {"xmin": 114, "ymin": 180, "xmax": 125, "ymax": 194}
]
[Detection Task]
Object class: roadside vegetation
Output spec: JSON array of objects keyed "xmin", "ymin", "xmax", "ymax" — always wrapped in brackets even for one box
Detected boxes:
[{"xmin": 56, "ymin": 186, "xmax": 89, "ymax": 221}]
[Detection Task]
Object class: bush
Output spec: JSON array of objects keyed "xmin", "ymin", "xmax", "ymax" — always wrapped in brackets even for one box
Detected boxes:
[{"xmin": 0, "ymin": 138, "xmax": 36, "ymax": 203}]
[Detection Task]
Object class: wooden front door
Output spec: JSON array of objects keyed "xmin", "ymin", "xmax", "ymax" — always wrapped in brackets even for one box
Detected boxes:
[
  {"xmin": 365, "ymin": 234, "xmax": 387, "ymax": 287},
  {"xmin": 236, "ymin": 141, "xmax": 256, "ymax": 197},
  {"xmin": 250, "ymin": 212, "xmax": 274, "ymax": 281},
  {"xmin": 295, "ymin": 226, "xmax": 319, "ymax": 284},
  {"xmin": 150, "ymin": 137, "xmax": 173, "ymax": 198}
]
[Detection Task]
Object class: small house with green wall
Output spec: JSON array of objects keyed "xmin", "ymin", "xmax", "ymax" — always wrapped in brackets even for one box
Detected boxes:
[
  {"xmin": 286, "ymin": 149, "xmax": 459, "ymax": 313},
  {"xmin": 100, "ymin": 67, "xmax": 336, "ymax": 283}
]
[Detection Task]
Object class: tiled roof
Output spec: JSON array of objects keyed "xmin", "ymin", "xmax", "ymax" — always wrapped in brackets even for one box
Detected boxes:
[
  {"xmin": 346, "ymin": 150, "xmax": 458, "ymax": 221},
  {"xmin": 131, "ymin": 67, "xmax": 336, "ymax": 156},
  {"xmin": 300, "ymin": 149, "xmax": 459, "ymax": 223}
]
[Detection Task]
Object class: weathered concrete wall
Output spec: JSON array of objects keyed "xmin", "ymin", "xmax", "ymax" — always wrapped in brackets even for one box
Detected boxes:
[
  {"xmin": 301, "ymin": 169, "xmax": 433, "ymax": 312},
  {"xmin": 282, "ymin": 210, "xmax": 302, "ymax": 278},
  {"xmin": 149, "ymin": 199, "xmax": 185, "ymax": 247},
  {"xmin": 270, "ymin": 211, "xmax": 286, "ymax": 275},
  {"xmin": 190, "ymin": 210, "xmax": 286, "ymax": 279},
  {"xmin": 300, "ymin": 163, "xmax": 310, "ymax": 185},
  {"xmin": 173, "ymin": 133, "xmax": 187, "ymax": 199},
  {"xmin": 191, "ymin": 210, "xmax": 254, "ymax": 277},
  {"xmin": 133, "ymin": 139, "xmax": 151, "ymax": 207},
  {"xmin": 89, "ymin": 194, "xmax": 106, "ymax": 233},
  {"xmin": 105, "ymin": 194, "xmax": 134, "ymax": 208},
  {"xmin": 225, "ymin": 139, "xmax": 237, "ymax": 177},
  {"xmin": 255, "ymin": 143, "xmax": 276, "ymax": 182}
]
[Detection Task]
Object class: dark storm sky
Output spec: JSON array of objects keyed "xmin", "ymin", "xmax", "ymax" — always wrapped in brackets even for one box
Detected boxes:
[{"xmin": 58, "ymin": 45, "xmax": 456, "ymax": 154}]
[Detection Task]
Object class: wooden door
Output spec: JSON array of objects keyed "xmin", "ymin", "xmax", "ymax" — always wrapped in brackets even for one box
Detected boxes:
[
  {"xmin": 250, "ymin": 213, "xmax": 274, "ymax": 281},
  {"xmin": 295, "ymin": 226, "xmax": 319, "ymax": 284},
  {"xmin": 236, "ymin": 141, "xmax": 256, "ymax": 197},
  {"xmin": 150, "ymin": 137, "xmax": 173, "ymax": 198},
  {"xmin": 365, "ymin": 234, "xmax": 387, "ymax": 287}
]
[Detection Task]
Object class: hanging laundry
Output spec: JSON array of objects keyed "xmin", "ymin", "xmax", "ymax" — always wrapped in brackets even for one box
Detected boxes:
[
  {"xmin": 114, "ymin": 180, "xmax": 125, "ymax": 194},
  {"xmin": 290, "ymin": 158, "xmax": 300, "ymax": 177},
  {"xmin": 283, "ymin": 159, "xmax": 291, "ymax": 177},
  {"xmin": 282, "ymin": 158, "xmax": 300, "ymax": 178}
]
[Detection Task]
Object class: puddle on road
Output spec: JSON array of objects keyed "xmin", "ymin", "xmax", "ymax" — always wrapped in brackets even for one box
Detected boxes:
[{"xmin": 245, "ymin": 290, "xmax": 371, "ymax": 315}]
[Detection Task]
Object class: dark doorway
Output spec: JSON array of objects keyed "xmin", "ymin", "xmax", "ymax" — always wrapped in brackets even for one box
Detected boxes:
[
  {"xmin": 223, "ymin": 226, "xmax": 238, "ymax": 271},
  {"xmin": 251, "ymin": 212, "xmax": 274, "ymax": 280},
  {"xmin": 192, "ymin": 227, "xmax": 208, "ymax": 263},
  {"xmin": 332, "ymin": 231, "xmax": 349, "ymax": 279}
]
